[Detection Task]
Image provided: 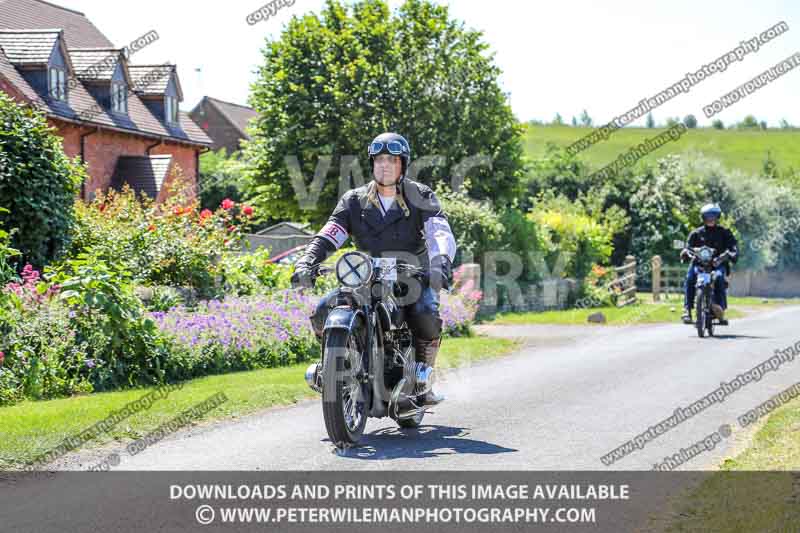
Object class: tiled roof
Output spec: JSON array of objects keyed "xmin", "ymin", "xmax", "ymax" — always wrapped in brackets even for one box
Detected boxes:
[
  {"xmin": 68, "ymin": 48, "xmax": 123, "ymax": 81},
  {"xmin": 0, "ymin": 29, "xmax": 60, "ymax": 65},
  {"xmin": 205, "ymin": 97, "xmax": 259, "ymax": 138},
  {"xmin": 0, "ymin": 1, "xmax": 211, "ymax": 147},
  {"xmin": 0, "ymin": 0, "xmax": 113, "ymax": 48},
  {"xmin": 128, "ymin": 64, "xmax": 173, "ymax": 95},
  {"xmin": 0, "ymin": 48, "xmax": 211, "ymax": 146},
  {"xmin": 111, "ymin": 155, "xmax": 173, "ymax": 198}
]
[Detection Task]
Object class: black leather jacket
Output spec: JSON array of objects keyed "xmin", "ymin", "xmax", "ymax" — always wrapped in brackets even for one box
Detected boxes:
[
  {"xmin": 685, "ymin": 225, "xmax": 739, "ymax": 273},
  {"xmin": 296, "ymin": 179, "xmax": 457, "ymax": 271}
]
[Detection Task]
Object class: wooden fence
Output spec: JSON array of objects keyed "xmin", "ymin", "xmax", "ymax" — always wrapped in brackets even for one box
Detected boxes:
[
  {"xmin": 611, "ymin": 255, "xmax": 638, "ymax": 307},
  {"xmin": 650, "ymin": 255, "xmax": 686, "ymax": 301}
]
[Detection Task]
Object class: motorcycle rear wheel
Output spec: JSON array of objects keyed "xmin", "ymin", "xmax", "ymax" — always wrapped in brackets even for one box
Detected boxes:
[{"xmin": 322, "ymin": 326, "xmax": 369, "ymax": 448}]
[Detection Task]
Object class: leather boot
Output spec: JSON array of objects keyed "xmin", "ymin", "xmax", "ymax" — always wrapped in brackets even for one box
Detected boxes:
[{"xmin": 414, "ymin": 337, "xmax": 445, "ymax": 405}]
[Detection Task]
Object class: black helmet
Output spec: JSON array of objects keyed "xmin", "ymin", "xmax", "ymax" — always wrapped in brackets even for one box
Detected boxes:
[
  {"xmin": 368, "ymin": 132, "xmax": 411, "ymax": 182},
  {"xmin": 700, "ymin": 203, "xmax": 722, "ymax": 222}
]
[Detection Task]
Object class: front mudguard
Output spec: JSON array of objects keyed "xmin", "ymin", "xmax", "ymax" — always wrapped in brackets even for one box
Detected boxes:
[
  {"xmin": 323, "ymin": 306, "xmax": 365, "ymax": 335},
  {"xmin": 322, "ymin": 306, "xmax": 389, "ymax": 419}
]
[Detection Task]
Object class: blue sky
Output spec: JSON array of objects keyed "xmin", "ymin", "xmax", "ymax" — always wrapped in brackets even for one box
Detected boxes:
[{"xmin": 58, "ymin": 0, "xmax": 799, "ymax": 127}]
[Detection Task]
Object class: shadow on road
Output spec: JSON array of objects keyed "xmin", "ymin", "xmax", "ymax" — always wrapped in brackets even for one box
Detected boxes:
[
  {"xmin": 324, "ymin": 424, "xmax": 518, "ymax": 461},
  {"xmin": 693, "ymin": 334, "xmax": 771, "ymax": 339}
]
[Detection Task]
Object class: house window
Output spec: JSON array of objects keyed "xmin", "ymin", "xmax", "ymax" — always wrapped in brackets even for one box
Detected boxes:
[
  {"xmin": 111, "ymin": 83, "xmax": 127, "ymax": 114},
  {"xmin": 49, "ymin": 67, "xmax": 66, "ymax": 101},
  {"xmin": 165, "ymin": 96, "xmax": 178, "ymax": 124}
]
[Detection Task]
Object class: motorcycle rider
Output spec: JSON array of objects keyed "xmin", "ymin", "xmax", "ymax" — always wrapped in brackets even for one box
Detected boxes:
[
  {"xmin": 290, "ymin": 132, "xmax": 457, "ymax": 406},
  {"xmin": 680, "ymin": 203, "xmax": 739, "ymax": 325}
]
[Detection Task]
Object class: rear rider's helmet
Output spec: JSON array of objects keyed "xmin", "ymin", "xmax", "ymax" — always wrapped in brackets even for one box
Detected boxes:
[
  {"xmin": 368, "ymin": 132, "xmax": 411, "ymax": 182},
  {"xmin": 700, "ymin": 203, "xmax": 722, "ymax": 222}
]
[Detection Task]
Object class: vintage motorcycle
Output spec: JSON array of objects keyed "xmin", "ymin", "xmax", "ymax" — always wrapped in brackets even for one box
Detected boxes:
[
  {"xmin": 684, "ymin": 246, "xmax": 733, "ymax": 338},
  {"xmin": 303, "ymin": 251, "xmax": 441, "ymax": 447}
]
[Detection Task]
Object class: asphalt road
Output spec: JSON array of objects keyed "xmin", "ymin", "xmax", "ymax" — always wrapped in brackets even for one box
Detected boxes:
[{"xmin": 53, "ymin": 305, "xmax": 800, "ymax": 471}]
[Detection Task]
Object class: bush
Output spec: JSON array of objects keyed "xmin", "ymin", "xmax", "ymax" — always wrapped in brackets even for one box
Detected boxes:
[
  {"xmin": 219, "ymin": 248, "xmax": 293, "ymax": 296},
  {"xmin": 47, "ymin": 253, "xmax": 173, "ymax": 390},
  {"xmin": 435, "ymin": 182, "xmax": 505, "ymax": 267},
  {"xmin": 627, "ymin": 155, "xmax": 704, "ymax": 263},
  {"xmin": 528, "ymin": 192, "xmax": 619, "ymax": 282},
  {"xmin": 0, "ymin": 93, "xmax": 85, "ymax": 268},
  {"xmin": 198, "ymin": 149, "xmax": 248, "ymax": 212},
  {"xmin": 0, "ymin": 209, "xmax": 20, "ymax": 286},
  {"xmin": 70, "ymin": 174, "xmax": 256, "ymax": 299}
]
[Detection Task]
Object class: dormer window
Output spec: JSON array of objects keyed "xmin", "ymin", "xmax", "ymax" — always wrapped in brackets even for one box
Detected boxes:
[
  {"xmin": 49, "ymin": 67, "xmax": 66, "ymax": 101},
  {"xmin": 111, "ymin": 82, "xmax": 128, "ymax": 113},
  {"xmin": 165, "ymin": 95, "xmax": 178, "ymax": 124}
]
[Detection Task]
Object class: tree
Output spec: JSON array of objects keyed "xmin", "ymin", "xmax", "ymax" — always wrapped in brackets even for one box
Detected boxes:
[
  {"xmin": 683, "ymin": 114, "xmax": 698, "ymax": 129},
  {"xmin": 646, "ymin": 113, "xmax": 655, "ymax": 129},
  {"xmin": 711, "ymin": 119, "xmax": 725, "ymax": 130},
  {"xmin": 579, "ymin": 109, "xmax": 593, "ymax": 127},
  {"xmin": 665, "ymin": 116, "xmax": 680, "ymax": 127},
  {"xmin": 759, "ymin": 120, "xmax": 768, "ymax": 130},
  {"xmin": 0, "ymin": 93, "xmax": 84, "ymax": 268},
  {"xmin": 244, "ymin": 0, "xmax": 524, "ymax": 225},
  {"xmin": 738, "ymin": 115, "xmax": 759, "ymax": 129},
  {"xmin": 571, "ymin": 116, "xmax": 578, "ymax": 127},
  {"xmin": 198, "ymin": 149, "xmax": 248, "ymax": 212},
  {"xmin": 552, "ymin": 113, "xmax": 564, "ymax": 126},
  {"xmin": 779, "ymin": 118, "xmax": 792, "ymax": 129}
]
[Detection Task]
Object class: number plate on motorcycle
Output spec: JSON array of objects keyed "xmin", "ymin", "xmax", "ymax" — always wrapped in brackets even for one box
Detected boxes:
[{"xmin": 373, "ymin": 257, "xmax": 397, "ymax": 281}]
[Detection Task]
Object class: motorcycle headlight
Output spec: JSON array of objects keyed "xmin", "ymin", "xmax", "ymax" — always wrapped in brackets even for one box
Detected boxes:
[
  {"xmin": 336, "ymin": 251, "xmax": 373, "ymax": 288},
  {"xmin": 699, "ymin": 248, "xmax": 713, "ymax": 262}
]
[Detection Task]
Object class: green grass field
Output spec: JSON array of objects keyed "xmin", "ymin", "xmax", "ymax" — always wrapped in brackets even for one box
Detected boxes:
[
  {"xmin": 524, "ymin": 124, "xmax": 800, "ymax": 175},
  {"xmin": 0, "ymin": 335, "xmax": 521, "ymax": 468}
]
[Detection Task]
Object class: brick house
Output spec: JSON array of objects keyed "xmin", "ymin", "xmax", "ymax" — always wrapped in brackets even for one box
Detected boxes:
[
  {"xmin": 0, "ymin": 0, "xmax": 212, "ymax": 202},
  {"xmin": 190, "ymin": 96, "xmax": 258, "ymax": 155}
]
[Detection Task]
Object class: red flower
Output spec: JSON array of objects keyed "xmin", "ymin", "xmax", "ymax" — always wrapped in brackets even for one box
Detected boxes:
[
  {"xmin": 173, "ymin": 206, "xmax": 184, "ymax": 216},
  {"xmin": 221, "ymin": 198, "xmax": 235, "ymax": 210},
  {"xmin": 147, "ymin": 224, "xmax": 156, "ymax": 232},
  {"xmin": 98, "ymin": 204, "xmax": 107, "ymax": 212},
  {"xmin": 242, "ymin": 205, "xmax": 254, "ymax": 217},
  {"xmin": 0, "ymin": 351, "xmax": 4, "ymax": 366},
  {"xmin": 199, "ymin": 209, "xmax": 213, "ymax": 220}
]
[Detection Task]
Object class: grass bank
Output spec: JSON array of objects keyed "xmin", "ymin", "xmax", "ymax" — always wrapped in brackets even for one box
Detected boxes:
[{"xmin": 484, "ymin": 296, "xmax": 797, "ymax": 326}]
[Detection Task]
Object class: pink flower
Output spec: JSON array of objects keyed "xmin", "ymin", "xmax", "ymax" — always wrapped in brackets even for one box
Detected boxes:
[
  {"xmin": 0, "ymin": 351, "xmax": 4, "ymax": 365},
  {"xmin": 242, "ymin": 205, "xmax": 254, "ymax": 217},
  {"xmin": 221, "ymin": 198, "xmax": 235, "ymax": 210},
  {"xmin": 199, "ymin": 209, "xmax": 213, "ymax": 220}
]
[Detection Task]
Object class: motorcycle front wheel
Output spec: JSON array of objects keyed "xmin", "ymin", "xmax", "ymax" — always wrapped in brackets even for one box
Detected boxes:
[
  {"xmin": 321, "ymin": 325, "xmax": 369, "ymax": 447},
  {"xmin": 695, "ymin": 290, "xmax": 706, "ymax": 338}
]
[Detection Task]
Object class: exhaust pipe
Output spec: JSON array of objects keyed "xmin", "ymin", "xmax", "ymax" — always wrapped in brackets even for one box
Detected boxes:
[{"xmin": 305, "ymin": 363, "xmax": 322, "ymax": 393}]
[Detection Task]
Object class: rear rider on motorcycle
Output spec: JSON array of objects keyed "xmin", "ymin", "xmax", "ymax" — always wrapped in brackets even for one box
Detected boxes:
[
  {"xmin": 680, "ymin": 203, "xmax": 739, "ymax": 324},
  {"xmin": 290, "ymin": 132, "xmax": 457, "ymax": 406}
]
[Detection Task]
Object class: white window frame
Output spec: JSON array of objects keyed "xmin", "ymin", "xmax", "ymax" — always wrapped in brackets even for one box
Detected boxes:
[
  {"xmin": 111, "ymin": 82, "xmax": 127, "ymax": 114},
  {"xmin": 49, "ymin": 67, "xmax": 67, "ymax": 101},
  {"xmin": 165, "ymin": 96, "xmax": 178, "ymax": 124}
]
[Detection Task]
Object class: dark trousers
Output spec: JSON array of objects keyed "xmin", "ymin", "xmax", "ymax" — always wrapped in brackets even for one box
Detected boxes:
[{"xmin": 684, "ymin": 265, "xmax": 727, "ymax": 310}]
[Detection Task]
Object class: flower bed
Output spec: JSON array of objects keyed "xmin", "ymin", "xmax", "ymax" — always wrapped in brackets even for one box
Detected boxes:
[{"xmin": 149, "ymin": 291, "xmax": 319, "ymax": 380}]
